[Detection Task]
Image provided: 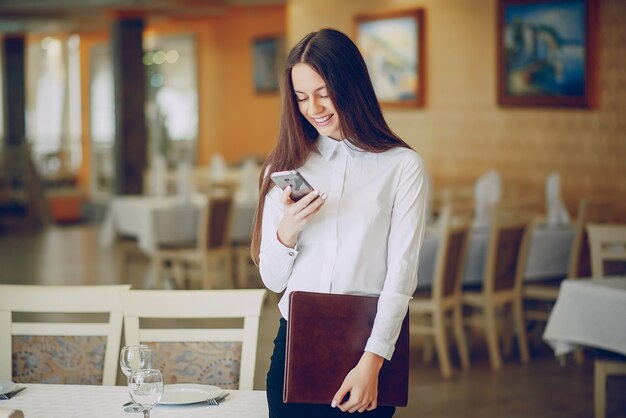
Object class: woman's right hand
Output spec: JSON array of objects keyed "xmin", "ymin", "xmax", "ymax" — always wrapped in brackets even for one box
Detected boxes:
[{"xmin": 277, "ymin": 186, "xmax": 327, "ymax": 248}]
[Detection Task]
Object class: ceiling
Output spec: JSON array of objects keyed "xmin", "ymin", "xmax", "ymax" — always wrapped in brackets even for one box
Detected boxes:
[{"xmin": 0, "ymin": 0, "xmax": 285, "ymax": 34}]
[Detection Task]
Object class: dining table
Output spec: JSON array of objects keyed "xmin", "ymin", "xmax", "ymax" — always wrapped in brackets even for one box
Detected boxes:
[
  {"xmin": 0, "ymin": 384, "xmax": 268, "ymax": 418},
  {"xmin": 99, "ymin": 194, "xmax": 257, "ymax": 254},
  {"xmin": 543, "ymin": 277, "xmax": 626, "ymax": 357},
  {"xmin": 417, "ymin": 223, "xmax": 575, "ymax": 288}
]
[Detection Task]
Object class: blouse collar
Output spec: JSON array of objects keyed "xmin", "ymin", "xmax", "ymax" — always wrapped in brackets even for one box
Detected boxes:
[{"xmin": 315, "ymin": 135, "xmax": 362, "ymax": 161}]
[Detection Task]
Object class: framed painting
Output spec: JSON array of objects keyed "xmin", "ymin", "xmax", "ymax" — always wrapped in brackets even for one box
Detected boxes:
[
  {"xmin": 497, "ymin": 0, "xmax": 596, "ymax": 108},
  {"xmin": 252, "ymin": 36, "xmax": 284, "ymax": 94},
  {"xmin": 355, "ymin": 8, "xmax": 425, "ymax": 108}
]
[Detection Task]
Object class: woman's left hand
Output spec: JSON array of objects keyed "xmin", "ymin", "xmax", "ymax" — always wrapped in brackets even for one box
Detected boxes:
[{"xmin": 331, "ymin": 351, "xmax": 384, "ymax": 413}]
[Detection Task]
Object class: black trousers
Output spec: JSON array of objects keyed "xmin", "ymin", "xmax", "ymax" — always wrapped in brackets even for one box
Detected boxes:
[{"xmin": 266, "ymin": 318, "xmax": 396, "ymax": 418}]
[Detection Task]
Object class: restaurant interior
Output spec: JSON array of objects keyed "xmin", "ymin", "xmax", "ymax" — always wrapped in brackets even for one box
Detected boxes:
[{"xmin": 0, "ymin": 0, "xmax": 625, "ymax": 417}]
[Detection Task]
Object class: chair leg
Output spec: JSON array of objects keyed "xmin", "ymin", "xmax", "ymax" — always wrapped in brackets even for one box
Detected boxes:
[
  {"xmin": 201, "ymin": 256, "xmax": 212, "ymax": 289},
  {"xmin": 574, "ymin": 348, "xmax": 585, "ymax": 365},
  {"xmin": 594, "ymin": 360, "xmax": 606, "ymax": 418},
  {"xmin": 236, "ymin": 247, "xmax": 249, "ymax": 289},
  {"xmin": 453, "ymin": 305, "xmax": 471, "ymax": 369},
  {"xmin": 152, "ymin": 256, "xmax": 163, "ymax": 289},
  {"xmin": 433, "ymin": 310, "xmax": 453, "ymax": 378},
  {"xmin": 484, "ymin": 305, "xmax": 502, "ymax": 370},
  {"xmin": 513, "ymin": 299, "xmax": 530, "ymax": 364},
  {"xmin": 222, "ymin": 253, "xmax": 234, "ymax": 288}
]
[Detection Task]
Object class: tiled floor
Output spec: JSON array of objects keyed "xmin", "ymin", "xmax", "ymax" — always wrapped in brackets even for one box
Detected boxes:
[{"xmin": 1, "ymin": 224, "xmax": 625, "ymax": 417}]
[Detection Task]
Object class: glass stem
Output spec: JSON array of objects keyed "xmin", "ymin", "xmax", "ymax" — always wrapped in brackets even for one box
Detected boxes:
[{"xmin": 143, "ymin": 410, "xmax": 150, "ymax": 418}]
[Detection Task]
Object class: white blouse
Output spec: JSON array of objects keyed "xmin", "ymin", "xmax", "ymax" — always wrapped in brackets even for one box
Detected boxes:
[{"xmin": 259, "ymin": 135, "xmax": 429, "ymax": 360}]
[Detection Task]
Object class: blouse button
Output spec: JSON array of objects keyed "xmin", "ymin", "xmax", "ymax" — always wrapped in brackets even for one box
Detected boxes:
[{"xmin": 288, "ymin": 251, "xmax": 295, "ymax": 257}]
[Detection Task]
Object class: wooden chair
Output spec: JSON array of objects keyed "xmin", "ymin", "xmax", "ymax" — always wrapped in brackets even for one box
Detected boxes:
[
  {"xmin": 587, "ymin": 223, "xmax": 626, "ymax": 278},
  {"xmin": 595, "ymin": 355, "xmax": 626, "ymax": 418},
  {"xmin": 0, "ymin": 284, "xmax": 129, "ymax": 385},
  {"xmin": 119, "ymin": 237, "xmax": 148, "ymax": 282},
  {"xmin": 153, "ymin": 186, "xmax": 235, "ymax": 289},
  {"xmin": 120, "ymin": 289, "xmax": 266, "ymax": 390},
  {"xmin": 524, "ymin": 196, "xmax": 615, "ymax": 321},
  {"xmin": 409, "ymin": 206, "xmax": 471, "ymax": 378},
  {"xmin": 578, "ymin": 219, "xmax": 626, "ymax": 418},
  {"xmin": 462, "ymin": 214, "xmax": 531, "ymax": 370}
]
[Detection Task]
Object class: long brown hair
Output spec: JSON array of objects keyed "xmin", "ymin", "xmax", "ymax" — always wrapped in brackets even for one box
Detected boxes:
[{"xmin": 250, "ymin": 28, "xmax": 411, "ymax": 263}]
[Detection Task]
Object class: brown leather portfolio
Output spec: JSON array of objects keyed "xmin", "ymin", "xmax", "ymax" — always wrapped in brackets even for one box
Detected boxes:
[{"xmin": 283, "ymin": 291, "xmax": 409, "ymax": 407}]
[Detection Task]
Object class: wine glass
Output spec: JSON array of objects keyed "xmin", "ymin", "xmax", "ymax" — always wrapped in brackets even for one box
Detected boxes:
[
  {"xmin": 120, "ymin": 345, "xmax": 153, "ymax": 413},
  {"xmin": 128, "ymin": 368, "xmax": 164, "ymax": 418}
]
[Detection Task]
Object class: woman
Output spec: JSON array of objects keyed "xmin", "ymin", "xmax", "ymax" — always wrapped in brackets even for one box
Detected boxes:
[{"xmin": 251, "ymin": 28, "xmax": 429, "ymax": 417}]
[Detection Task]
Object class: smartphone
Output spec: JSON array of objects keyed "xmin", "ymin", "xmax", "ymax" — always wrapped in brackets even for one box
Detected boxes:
[{"xmin": 270, "ymin": 170, "xmax": 315, "ymax": 202}]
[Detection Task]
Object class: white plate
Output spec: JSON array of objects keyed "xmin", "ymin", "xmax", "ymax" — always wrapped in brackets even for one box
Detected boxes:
[
  {"xmin": 159, "ymin": 384, "xmax": 223, "ymax": 405},
  {"xmin": 0, "ymin": 381, "xmax": 16, "ymax": 395}
]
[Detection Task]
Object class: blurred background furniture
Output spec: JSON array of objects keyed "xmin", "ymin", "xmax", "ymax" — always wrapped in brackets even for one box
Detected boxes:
[
  {"xmin": 151, "ymin": 185, "xmax": 235, "ymax": 289},
  {"xmin": 410, "ymin": 206, "xmax": 471, "ymax": 378},
  {"xmin": 543, "ymin": 277, "xmax": 626, "ymax": 418},
  {"xmin": 0, "ymin": 284, "xmax": 129, "ymax": 385},
  {"xmin": 587, "ymin": 223, "xmax": 626, "ymax": 277},
  {"xmin": 120, "ymin": 289, "xmax": 266, "ymax": 390},
  {"xmin": 461, "ymin": 213, "xmax": 531, "ymax": 370}
]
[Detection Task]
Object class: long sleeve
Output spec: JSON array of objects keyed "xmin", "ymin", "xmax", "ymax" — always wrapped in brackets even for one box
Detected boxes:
[
  {"xmin": 258, "ymin": 186, "xmax": 299, "ymax": 293},
  {"xmin": 364, "ymin": 152, "xmax": 429, "ymax": 360}
]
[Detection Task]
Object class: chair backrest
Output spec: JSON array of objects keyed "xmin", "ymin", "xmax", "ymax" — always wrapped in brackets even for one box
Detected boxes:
[
  {"xmin": 587, "ymin": 223, "xmax": 626, "ymax": 277},
  {"xmin": 568, "ymin": 196, "xmax": 615, "ymax": 278},
  {"xmin": 120, "ymin": 289, "xmax": 266, "ymax": 390},
  {"xmin": 431, "ymin": 206, "xmax": 470, "ymax": 302},
  {"xmin": 0, "ymin": 284, "xmax": 129, "ymax": 385},
  {"xmin": 483, "ymin": 215, "xmax": 531, "ymax": 295},
  {"xmin": 197, "ymin": 187, "xmax": 235, "ymax": 252}
]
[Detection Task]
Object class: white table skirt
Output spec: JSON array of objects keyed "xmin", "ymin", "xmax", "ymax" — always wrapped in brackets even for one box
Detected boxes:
[
  {"xmin": 100, "ymin": 195, "xmax": 204, "ymax": 255},
  {"xmin": 543, "ymin": 277, "xmax": 626, "ymax": 357},
  {"xmin": 1, "ymin": 384, "xmax": 267, "ymax": 418},
  {"xmin": 417, "ymin": 224, "xmax": 575, "ymax": 288},
  {"xmin": 100, "ymin": 195, "xmax": 257, "ymax": 255}
]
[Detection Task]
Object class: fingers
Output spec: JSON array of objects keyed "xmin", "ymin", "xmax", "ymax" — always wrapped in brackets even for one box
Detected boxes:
[
  {"xmin": 280, "ymin": 186, "xmax": 292, "ymax": 204},
  {"xmin": 331, "ymin": 383, "xmax": 349, "ymax": 410}
]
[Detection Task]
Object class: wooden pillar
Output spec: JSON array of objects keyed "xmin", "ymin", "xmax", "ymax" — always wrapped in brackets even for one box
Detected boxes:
[
  {"xmin": 111, "ymin": 18, "xmax": 147, "ymax": 195},
  {"xmin": 2, "ymin": 35, "xmax": 26, "ymax": 146}
]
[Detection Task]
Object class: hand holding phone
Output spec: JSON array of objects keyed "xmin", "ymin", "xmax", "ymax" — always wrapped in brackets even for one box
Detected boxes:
[{"xmin": 270, "ymin": 170, "xmax": 315, "ymax": 202}]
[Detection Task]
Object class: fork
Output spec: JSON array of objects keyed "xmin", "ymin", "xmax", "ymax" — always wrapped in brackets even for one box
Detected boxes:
[{"xmin": 206, "ymin": 392, "xmax": 229, "ymax": 406}]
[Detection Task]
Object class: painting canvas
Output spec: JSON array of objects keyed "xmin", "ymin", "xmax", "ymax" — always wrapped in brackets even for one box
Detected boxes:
[
  {"xmin": 253, "ymin": 36, "xmax": 283, "ymax": 94},
  {"xmin": 356, "ymin": 9, "xmax": 425, "ymax": 107},
  {"xmin": 498, "ymin": 0, "xmax": 595, "ymax": 107}
]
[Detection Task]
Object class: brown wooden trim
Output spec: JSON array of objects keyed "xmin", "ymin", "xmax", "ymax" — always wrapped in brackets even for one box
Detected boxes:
[
  {"xmin": 354, "ymin": 8, "xmax": 426, "ymax": 108},
  {"xmin": 496, "ymin": 0, "xmax": 596, "ymax": 108}
]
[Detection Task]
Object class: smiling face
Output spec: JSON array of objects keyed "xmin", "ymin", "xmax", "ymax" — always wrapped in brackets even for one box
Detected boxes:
[{"xmin": 291, "ymin": 63, "xmax": 343, "ymax": 141}]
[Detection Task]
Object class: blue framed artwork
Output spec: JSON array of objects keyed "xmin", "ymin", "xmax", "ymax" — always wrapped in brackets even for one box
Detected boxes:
[
  {"xmin": 355, "ymin": 8, "xmax": 425, "ymax": 108},
  {"xmin": 497, "ymin": 0, "xmax": 596, "ymax": 107},
  {"xmin": 253, "ymin": 36, "xmax": 284, "ymax": 94}
]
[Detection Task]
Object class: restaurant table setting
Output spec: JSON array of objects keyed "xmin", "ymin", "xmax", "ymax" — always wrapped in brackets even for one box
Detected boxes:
[
  {"xmin": 0, "ymin": 383, "xmax": 267, "ymax": 418},
  {"xmin": 0, "ymin": 344, "xmax": 268, "ymax": 418}
]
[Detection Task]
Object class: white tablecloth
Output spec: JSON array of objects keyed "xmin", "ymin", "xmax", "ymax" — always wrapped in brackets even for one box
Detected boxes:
[
  {"xmin": 417, "ymin": 224, "xmax": 575, "ymax": 287},
  {"xmin": 100, "ymin": 195, "xmax": 257, "ymax": 255},
  {"xmin": 1, "ymin": 384, "xmax": 267, "ymax": 418},
  {"xmin": 100, "ymin": 195, "xmax": 204, "ymax": 255},
  {"xmin": 543, "ymin": 277, "xmax": 626, "ymax": 357}
]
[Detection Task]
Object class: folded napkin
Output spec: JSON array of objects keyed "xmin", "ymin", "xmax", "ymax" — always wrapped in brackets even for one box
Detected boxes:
[
  {"xmin": 236, "ymin": 157, "xmax": 260, "ymax": 204},
  {"xmin": 545, "ymin": 171, "xmax": 570, "ymax": 226},
  {"xmin": 209, "ymin": 153, "xmax": 228, "ymax": 182},
  {"xmin": 473, "ymin": 170, "xmax": 501, "ymax": 227},
  {"xmin": 176, "ymin": 161, "xmax": 195, "ymax": 203},
  {"xmin": 151, "ymin": 154, "xmax": 167, "ymax": 196},
  {"xmin": 0, "ymin": 409, "xmax": 24, "ymax": 418}
]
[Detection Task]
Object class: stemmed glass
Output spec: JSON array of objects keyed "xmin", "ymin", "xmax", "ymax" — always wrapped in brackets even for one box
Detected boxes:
[
  {"xmin": 128, "ymin": 368, "xmax": 164, "ymax": 418},
  {"xmin": 120, "ymin": 345, "xmax": 153, "ymax": 413}
]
